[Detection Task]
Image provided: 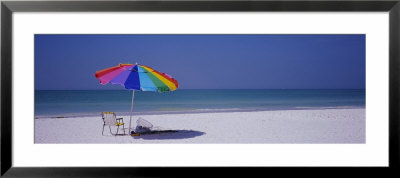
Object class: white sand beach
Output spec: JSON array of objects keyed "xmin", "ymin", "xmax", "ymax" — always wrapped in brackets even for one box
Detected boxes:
[{"xmin": 34, "ymin": 108, "xmax": 365, "ymax": 144}]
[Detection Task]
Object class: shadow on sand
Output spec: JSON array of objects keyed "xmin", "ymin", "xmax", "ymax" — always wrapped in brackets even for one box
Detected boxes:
[{"xmin": 132, "ymin": 130, "xmax": 205, "ymax": 140}]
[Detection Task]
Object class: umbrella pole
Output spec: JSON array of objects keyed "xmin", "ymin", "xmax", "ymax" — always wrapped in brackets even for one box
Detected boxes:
[{"xmin": 129, "ymin": 90, "xmax": 135, "ymax": 134}]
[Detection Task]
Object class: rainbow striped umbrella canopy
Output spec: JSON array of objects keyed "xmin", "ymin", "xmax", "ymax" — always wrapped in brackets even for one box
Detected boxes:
[
  {"xmin": 95, "ymin": 63, "xmax": 178, "ymax": 92},
  {"xmin": 94, "ymin": 63, "xmax": 178, "ymax": 135}
]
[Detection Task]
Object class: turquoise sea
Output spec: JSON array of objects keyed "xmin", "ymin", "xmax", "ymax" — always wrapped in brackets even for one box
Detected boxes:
[{"xmin": 34, "ymin": 89, "xmax": 365, "ymax": 118}]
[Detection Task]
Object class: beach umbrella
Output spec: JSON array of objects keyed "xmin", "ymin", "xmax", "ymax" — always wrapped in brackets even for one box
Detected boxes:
[{"xmin": 94, "ymin": 63, "xmax": 179, "ymax": 134}]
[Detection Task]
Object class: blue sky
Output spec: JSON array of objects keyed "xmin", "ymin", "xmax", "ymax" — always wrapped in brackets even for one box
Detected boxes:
[{"xmin": 35, "ymin": 34, "xmax": 365, "ymax": 90}]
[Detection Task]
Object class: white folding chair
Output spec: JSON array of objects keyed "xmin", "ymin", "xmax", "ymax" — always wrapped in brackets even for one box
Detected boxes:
[{"xmin": 101, "ymin": 112, "xmax": 125, "ymax": 136}]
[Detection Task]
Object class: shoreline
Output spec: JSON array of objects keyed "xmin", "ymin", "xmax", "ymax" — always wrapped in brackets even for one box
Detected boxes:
[
  {"xmin": 35, "ymin": 108, "xmax": 366, "ymax": 143},
  {"xmin": 34, "ymin": 106, "xmax": 365, "ymax": 119}
]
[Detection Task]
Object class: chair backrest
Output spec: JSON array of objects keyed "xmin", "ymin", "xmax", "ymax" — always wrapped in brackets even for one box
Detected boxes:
[{"xmin": 102, "ymin": 112, "xmax": 116, "ymax": 126}]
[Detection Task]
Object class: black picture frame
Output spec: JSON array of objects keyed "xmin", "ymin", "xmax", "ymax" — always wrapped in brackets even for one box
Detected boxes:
[{"xmin": 1, "ymin": 0, "xmax": 399, "ymax": 177}]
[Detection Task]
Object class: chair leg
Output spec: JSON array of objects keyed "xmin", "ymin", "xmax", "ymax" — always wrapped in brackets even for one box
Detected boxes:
[
  {"xmin": 102, "ymin": 124, "xmax": 105, "ymax": 135},
  {"xmin": 123, "ymin": 124, "xmax": 125, "ymax": 135},
  {"xmin": 116, "ymin": 125, "xmax": 119, "ymax": 136},
  {"xmin": 109, "ymin": 126, "xmax": 113, "ymax": 135}
]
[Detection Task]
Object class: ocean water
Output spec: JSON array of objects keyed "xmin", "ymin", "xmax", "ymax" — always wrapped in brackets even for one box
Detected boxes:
[{"xmin": 34, "ymin": 89, "xmax": 365, "ymax": 118}]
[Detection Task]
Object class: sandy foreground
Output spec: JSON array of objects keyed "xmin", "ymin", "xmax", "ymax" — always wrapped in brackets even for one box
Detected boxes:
[{"xmin": 34, "ymin": 108, "xmax": 365, "ymax": 144}]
